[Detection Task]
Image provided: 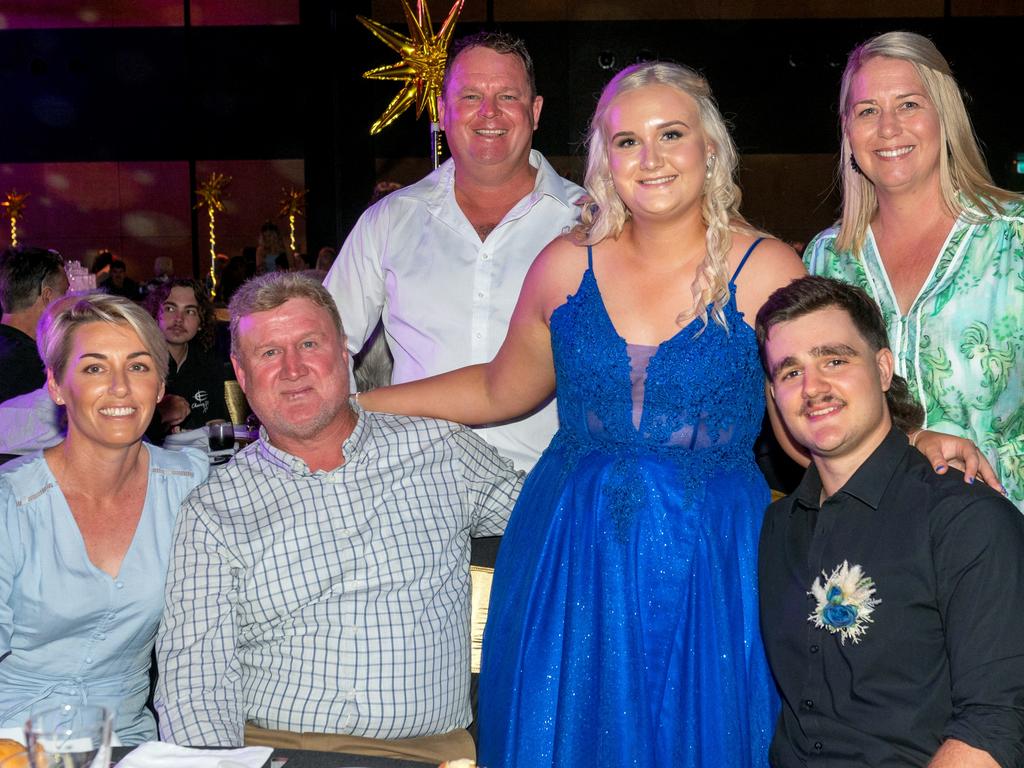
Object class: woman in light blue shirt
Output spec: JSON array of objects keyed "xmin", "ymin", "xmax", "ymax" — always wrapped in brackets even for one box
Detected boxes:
[{"xmin": 0, "ymin": 293, "xmax": 208, "ymax": 743}]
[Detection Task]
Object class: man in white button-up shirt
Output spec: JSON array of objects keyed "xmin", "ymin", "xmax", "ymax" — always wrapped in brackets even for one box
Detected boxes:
[{"xmin": 324, "ymin": 31, "xmax": 584, "ymax": 472}]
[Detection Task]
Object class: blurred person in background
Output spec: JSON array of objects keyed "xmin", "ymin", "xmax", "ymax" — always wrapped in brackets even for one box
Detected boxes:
[
  {"xmin": 0, "ymin": 246, "xmax": 68, "ymax": 403},
  {"xmin": 145, "ymin": 278, "xmax": 229, "ymax": 442}
]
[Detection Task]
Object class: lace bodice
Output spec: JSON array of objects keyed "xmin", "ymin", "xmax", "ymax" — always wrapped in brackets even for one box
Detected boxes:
[{"xmin": 549, "ymin": 249, "xmax": 765, "ymax": 463}]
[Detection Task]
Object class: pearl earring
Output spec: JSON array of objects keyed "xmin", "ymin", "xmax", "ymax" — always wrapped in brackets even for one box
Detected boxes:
[{"xmin": 705, "ymin": 154, "xmax": 716, "ymax": 180}]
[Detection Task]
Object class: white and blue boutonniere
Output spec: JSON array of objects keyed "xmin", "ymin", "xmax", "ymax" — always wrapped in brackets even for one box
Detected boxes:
[{"xmin": 808, "ymin": 560, "xmax": 881, "ymax": 644}]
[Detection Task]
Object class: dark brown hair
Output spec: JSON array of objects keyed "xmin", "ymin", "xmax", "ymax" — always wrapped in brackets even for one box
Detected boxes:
[{"xmin": 755, "ymin": 276, "xmax": 924, "ymax": 433}]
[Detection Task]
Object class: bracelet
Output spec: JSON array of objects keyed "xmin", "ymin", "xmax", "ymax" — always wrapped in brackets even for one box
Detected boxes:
[{"xmin": 909, "ymin": 430, "xmax": 921, "ymax": 447}]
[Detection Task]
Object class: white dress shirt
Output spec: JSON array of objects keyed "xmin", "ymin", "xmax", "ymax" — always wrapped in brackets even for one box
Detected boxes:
[{"xmin": 324, "ymin": 150, "xmax": 584, "ymax": 471}]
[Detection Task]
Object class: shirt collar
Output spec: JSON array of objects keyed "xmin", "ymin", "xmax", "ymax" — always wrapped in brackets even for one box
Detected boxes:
[
  {"xmin": 794, "ymin": 426, "xmax": 910, "ymax": 511},
  {"xmin": 424, "ymin": 150, "xmax": 574, "ymax": 218},
  {"xmin": 254, "ymin": 403, "xmax": 372, "ymax": 476}
]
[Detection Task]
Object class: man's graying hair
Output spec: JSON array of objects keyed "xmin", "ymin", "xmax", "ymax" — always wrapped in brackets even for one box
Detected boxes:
[
  {"xmin": 228, "ymin": 271, "xmax": 345, "ymax": 357},
  {"xmin": 755, "ymin": 276, "xmax": 925, "ymax": 434}
]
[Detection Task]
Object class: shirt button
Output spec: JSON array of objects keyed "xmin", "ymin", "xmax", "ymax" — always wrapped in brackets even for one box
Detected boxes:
[
  {"xmin": 115, "ymin": 581, "xmax": 124, "ymax": 589},
  {"xmin": 475, "ymin": 332, "xmax": 482, "ymax": 340},
  {"xmin": 813, "ymin": 741, "xmax": 823, "ymax": 752},
  {"xmin": 85, "ymin": 657, "xmax": 93, "ymax": 664},
  {"xmin": 477, "ymin": 292, "xmax": 485, "ymax": 298},
  {"xmin": 809, "ymin": 644, "xmax": 819, "ymax": 653},
  {"xmin": 803, "ymin": 699, "xmax": 814, "ymax": 710},
  {"xmin": 481, "ymin": 253, "xmax": 490, "ymax": 260}
]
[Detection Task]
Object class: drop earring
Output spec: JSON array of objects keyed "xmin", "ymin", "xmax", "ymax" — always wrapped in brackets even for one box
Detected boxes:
[{"xmin": 705, "ymin": 154, "xmax": 716, "ymax": 180}]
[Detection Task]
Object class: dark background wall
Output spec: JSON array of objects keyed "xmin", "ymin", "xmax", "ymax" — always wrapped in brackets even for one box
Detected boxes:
[{"xmin": 1, "ymin": 0, "xmax": 1021, "ymax": 275}]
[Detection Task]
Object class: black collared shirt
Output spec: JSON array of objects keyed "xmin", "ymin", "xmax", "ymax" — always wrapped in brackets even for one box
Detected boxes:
[
  {"xmin": 0, "ymin": 323, "xmax": 45, "ymax": 403},
  {"xmin": 759, "ymin": 427, "xmax": 1024, "ymax": 767}
]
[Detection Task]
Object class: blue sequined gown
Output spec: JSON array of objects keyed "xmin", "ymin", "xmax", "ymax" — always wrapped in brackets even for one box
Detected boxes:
[{"xmin": 477, "ymin": 241, "xmax": 778, "ymax": 767}]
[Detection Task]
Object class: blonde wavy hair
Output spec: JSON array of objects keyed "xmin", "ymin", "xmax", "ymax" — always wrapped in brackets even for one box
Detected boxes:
[
  {"xmin": 581, "ymin": 61, "xmax": 760, "ymax": 333},
  {"xmin": 836, "ymin": 31, "xmax": 1022, "ymax": 253}
]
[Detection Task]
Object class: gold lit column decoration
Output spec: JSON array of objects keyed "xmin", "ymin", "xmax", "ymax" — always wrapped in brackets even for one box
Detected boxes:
[
  {"xmin": 279, "ymin": 188, "xmax": 308, "ymax": 256},
  {"xmin": 1, "ymin": 191, "xmax": 29, "ymax": 247},
  {"xmin": 194, "ymin": 173, "xmax": 231, "ymax": 298}
]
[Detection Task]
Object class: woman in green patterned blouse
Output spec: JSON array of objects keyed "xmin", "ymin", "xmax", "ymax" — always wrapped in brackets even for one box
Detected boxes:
[{"xmin": 805, "ymin": 31, "xmax": 1024, "ymax": 510}]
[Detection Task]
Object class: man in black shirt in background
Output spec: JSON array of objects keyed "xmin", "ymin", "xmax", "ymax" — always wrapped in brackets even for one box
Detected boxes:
[
  {"xmin": 755, "ymin": 276, "xmax": 1024, "ymax": 768},
  {"xmin": 146, "ymin": 278, "xmax": 228, "ymax": 440},
  {"xmin": 0, "ymin": 246, "xmax": 67, "ymax": 403}
]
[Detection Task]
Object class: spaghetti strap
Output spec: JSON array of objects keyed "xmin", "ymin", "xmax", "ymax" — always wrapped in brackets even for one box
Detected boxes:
[
  {"xmin": 729, "ymin": 237, "xmax": 765, "ymax": 285},
  {"xmin": 586, "ymin": 245, "xmax": 594, "ymax": 271}
]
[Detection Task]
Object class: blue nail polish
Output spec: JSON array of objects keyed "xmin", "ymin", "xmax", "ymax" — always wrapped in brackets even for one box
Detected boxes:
[
  {"xmin": 968, "ymin": 477, "xmax": 975, "ymax": 484},
  {"xmin": 936, "ymin": 465, "xmax": 946, "ymax": 472}
]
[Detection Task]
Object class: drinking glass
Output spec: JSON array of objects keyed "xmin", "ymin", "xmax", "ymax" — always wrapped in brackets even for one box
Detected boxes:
[
  {"xmin": 208, "ymin": 422, "xmax": 235, "ymax": 453},
  {"xmin": 25, "ymin": 704, "xmax": 112, "ymax": 768}
]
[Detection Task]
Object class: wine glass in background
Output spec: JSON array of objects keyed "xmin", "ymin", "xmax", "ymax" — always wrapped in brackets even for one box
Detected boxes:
[
  {"xmin": 207, "ymin": 422, "xmax": 235, "ymax": 453},
  {"xmin": 25, "ymin": 704, "xmax": 111, "ymax": 768}
]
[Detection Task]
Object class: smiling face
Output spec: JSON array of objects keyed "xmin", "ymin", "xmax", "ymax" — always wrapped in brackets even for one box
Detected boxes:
[
  {"xmin": 159, "ymin": 285, "xmax": 202, "ymax": 347},
  {"xmin": 766, "ymin": 306, "xmax": 894, "ymax": 466},
  {"xmin": 232, "ymin": 297, "xmax": 352, "ymax": 447},
  {"xmin": 439, "ymin": 45, "xmax": 542, "ymax": 175},
  {"xmin": 604, "ymin": 83, "xmax": 712, "ymax": 223},
  {"xmin": 50, "ymin": 322, "xmax": 164, "ymax": 450},
  {"xmin": 846, "ymin": 56, "xmax": 942, "ymax": 198}
]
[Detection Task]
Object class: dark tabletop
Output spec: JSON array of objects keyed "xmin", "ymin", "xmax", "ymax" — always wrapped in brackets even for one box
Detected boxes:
[{"xmin": 111, "ymin": 745, "xmax": 431, "ymax": 768}]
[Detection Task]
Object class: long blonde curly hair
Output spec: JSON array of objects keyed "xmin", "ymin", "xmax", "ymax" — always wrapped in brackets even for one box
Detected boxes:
[
  {"xmin": 836, "ymin": 31, "xmax": 1022, "ymax": 253},
  {"xmin": 580, "ymin": 60, "xmax": 761, "ymax": 333}
]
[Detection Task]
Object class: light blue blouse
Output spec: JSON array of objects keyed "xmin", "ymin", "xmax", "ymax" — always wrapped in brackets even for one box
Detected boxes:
[{"xmin": 0, "ymin": 445, "xmax": 208, "ymax": 744}]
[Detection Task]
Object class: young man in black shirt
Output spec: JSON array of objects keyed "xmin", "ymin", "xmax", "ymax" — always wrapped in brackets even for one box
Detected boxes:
[
  {"xmin": 147, "ymin": 278, "xmax": 229, "ymax": 441},
  {"xmin": 755, "ymin": 276, "xmax": 1023, "ymax": 768}
]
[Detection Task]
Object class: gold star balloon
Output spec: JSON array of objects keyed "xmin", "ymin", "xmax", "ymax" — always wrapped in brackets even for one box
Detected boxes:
[
  {"xmin": 1, "ymin": 190, "xmax": 29, "ymax": 247},
  {"xmin": 357, "ymin": 0, "xmax": 465, "ymax": 135}
]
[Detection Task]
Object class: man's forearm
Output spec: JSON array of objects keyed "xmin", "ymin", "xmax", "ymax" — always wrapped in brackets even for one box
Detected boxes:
[{"xmin": 928, "ymin": 738, "xmax": 1000, "ymax": 768}]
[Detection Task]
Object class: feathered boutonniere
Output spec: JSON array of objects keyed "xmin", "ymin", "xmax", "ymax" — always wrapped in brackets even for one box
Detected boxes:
[{"xmin": 808, "ymin": 561, "xmax": 881, "ymax": 644}]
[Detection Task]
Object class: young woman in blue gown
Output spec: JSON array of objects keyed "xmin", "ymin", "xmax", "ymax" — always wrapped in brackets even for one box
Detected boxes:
[{"xmin": 363, "ymin": 61, "xmax": 804, "ymax": 766}]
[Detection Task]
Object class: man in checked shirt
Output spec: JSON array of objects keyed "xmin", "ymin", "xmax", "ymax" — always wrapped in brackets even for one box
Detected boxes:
[{"xmin": 155, "ymin": 272, "xmax": 523, "ymax": 764}]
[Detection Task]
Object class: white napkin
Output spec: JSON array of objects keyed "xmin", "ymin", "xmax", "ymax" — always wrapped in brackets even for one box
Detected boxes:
[{"xmin": 115, "ymin": 742, "xmax": 272, "ymax": 768}]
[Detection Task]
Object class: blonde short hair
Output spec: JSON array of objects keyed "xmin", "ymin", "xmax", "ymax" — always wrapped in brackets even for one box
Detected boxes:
[
  {"xmin": 580, "ymin": 60, "xmax": 760, "ymax": 332},
  {"xmin": 38, "ymin": 292, "xmax": 169, "ymax": 383},
  {"xmin": 836, "ymin": 31, "xmax": 1022, "ymax": 252},
  {"xmin": 228, "ymin": 271, "xmax": 345, "ymax": 358}
]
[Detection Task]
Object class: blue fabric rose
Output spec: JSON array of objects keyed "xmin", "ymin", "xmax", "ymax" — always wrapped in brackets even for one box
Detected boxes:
[{"xmin": 823, "ymin": 603, "xmax": 858, "ymax": 628}]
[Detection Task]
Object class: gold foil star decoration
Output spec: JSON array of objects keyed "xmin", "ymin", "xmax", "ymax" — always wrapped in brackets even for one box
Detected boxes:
[
  {"xmin": 194, "ymin": 172, "xmax": 231, "ymax": 214},
  {"xmin": 357, "ymin": 0, "xmax": 465, "ymax": 135},
  {"xmin": 279, "ymin": 188, "xmax": 308, "ymax": 255},
  {"xmin": 2, "ymin": 190, "xmax": 29, "ymax": 247}
]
